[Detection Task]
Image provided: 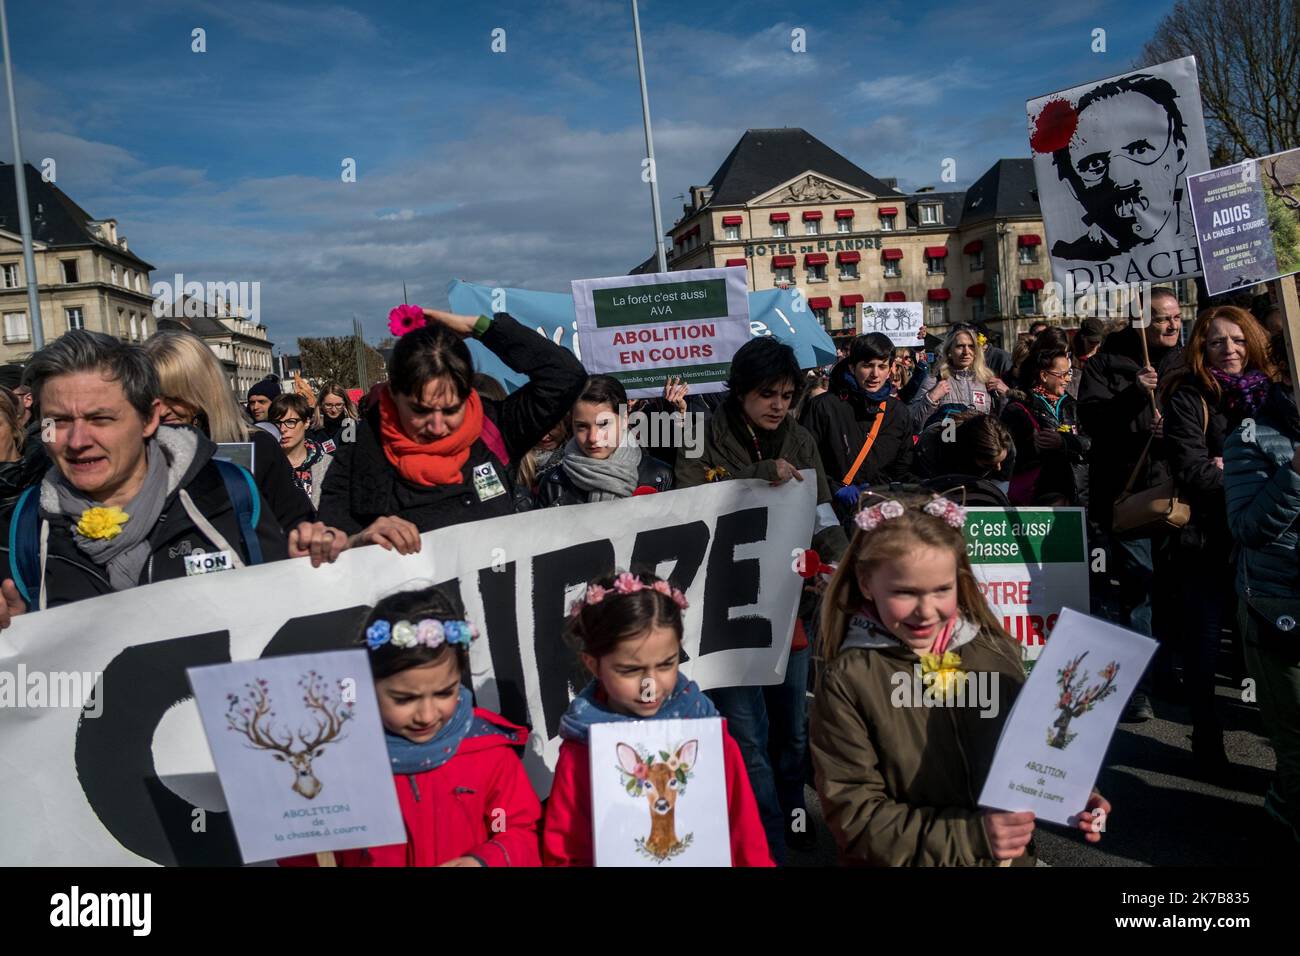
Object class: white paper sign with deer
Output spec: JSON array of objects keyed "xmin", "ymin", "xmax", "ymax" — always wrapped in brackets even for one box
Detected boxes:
[
  {"xmin": 589, "ymin": 717, "xmax": 730, "ymax": 867},
  {"xmin": 188, "ymin": 649, "xmax": 405, "ymax": 863}
]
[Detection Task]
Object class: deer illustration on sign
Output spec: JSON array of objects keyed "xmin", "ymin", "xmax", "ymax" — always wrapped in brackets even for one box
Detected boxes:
[
  {"xmin": 226, "ymin": 672, "xmax": 353, "ymax": 799},
  {"xmin": 617, "ymin": 740, "xmax": 698, "ymax": 861},
  {"xmin": 1048, "ymin": 652, "xmax": 1119, "ymax": 750}
]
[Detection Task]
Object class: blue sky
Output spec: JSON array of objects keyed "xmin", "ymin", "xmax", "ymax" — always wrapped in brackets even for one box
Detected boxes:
[{"xmin": 5, "ymin": 0, "xmax": 1177, "ymax": 349}]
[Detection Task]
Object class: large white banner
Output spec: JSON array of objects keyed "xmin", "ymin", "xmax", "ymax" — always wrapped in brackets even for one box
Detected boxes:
[
  {"xmin": 0, "ymin": 477, "xmax": 814, "ymax": 866},
  {"xmin": 1027, "ymin": 56, "xmax": 1209, "ymax": 292}
]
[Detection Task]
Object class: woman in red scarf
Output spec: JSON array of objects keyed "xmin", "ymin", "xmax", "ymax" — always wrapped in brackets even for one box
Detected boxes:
[{"xmin": 317, "ymin": 308, "xmax": 586, "ymax": 550}]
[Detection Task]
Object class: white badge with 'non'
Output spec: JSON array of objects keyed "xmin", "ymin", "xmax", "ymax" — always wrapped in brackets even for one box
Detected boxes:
[
  {"xmin": 184, "ymin": 549, "xmax": 235, "ymax": 576},
  {"xmin": 472, "ymin": 462, "xmax": 506, "ymax": 501}
]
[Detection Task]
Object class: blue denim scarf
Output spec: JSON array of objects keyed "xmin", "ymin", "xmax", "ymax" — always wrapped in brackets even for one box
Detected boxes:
[
  {"xmin": 385, "ymin": 686, "xmax": 475, "ymax": 774},
  {"xmin": 558, "ymin": 672, "xmax": 718, "ymax": 744}
]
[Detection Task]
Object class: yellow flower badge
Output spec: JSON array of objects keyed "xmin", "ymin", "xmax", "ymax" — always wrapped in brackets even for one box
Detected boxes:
[
  {"xmin": 76, "ymin": 506, "xmax": 130, "ymax": 541},
  {"xmin": 919, "ymin": 650, "xmax": 965, "ymax": 694},
  {"xmin": 705, "ymin": 466, "xmax": 729, "ymax": 483}
]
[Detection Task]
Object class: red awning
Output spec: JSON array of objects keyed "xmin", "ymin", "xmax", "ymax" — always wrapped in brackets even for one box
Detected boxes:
[
  {"xmin": 834, "ymin": 209, "xmax": 854, "ymax": 219},
  {"xmin": 772, "ymin": 255, "xmax": 797, "ymax": 267},
  {"xmin": 878, "ymin": 207, "xmax": 899, "ymax": 216},
  {"xmin": 722, "ymin": 215, "xmax": 744, "ymax": 226},
  {"xmin": 1018, "ymin": 234, "xmax": 1042, "ymax": 246},
  {"xmin": 725, "ymin": 258, "xmax": 747, "ymax": 267},
  {"xmin": 883, "ymin": 291, "xmax": 906, "ymax": 302},
  {"xmin": 963, "ymin": 239, "xmax": 983, "ymax": 254},
  {"xmin": 1021, "ymin": 278, "xmax": 1045, "ymax": 291},
  {"xmin": 840, "ymin": 294, "xmax": 865, "ymax": 306},
  {"xmin": 966, "ymin": 284, "xmax": 987, "ymax": 298},
  {"xmin": 924, "ymin": 246, "xmax": 949, "ymax": 258},
  {"xmin": 802, "ymin": 210, "xmax": 823, "ymax": 221},
  {"xmin": 769, "ymin": 212, "xmax": 791, "ymax": 222},
  {"xmin": 837, "ymin": 251, "xmax": 861, "ymax": 264},
  {"xmin": 927, "ymin": 289, "xmax": 951, "ymax": 301},
  {"xmin": 882, "ymin": 248, "xmax": 903, "ymax": 260},
  {"xmin": 808, "ymin": 296, "xmax": 833, "ymax": 309},
  {"xmin": 804, "ymin": 252, "xmax": 829, "ymax": 265}
]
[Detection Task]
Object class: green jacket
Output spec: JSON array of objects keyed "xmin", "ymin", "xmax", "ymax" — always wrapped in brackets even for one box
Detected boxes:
[
  {"xmin": 810, "ymin": 613, "xmax": 1032, "ymax": 866},
  {"xmin": 675, "ymin": 407, "xmax": 848, "ymax": 561}
]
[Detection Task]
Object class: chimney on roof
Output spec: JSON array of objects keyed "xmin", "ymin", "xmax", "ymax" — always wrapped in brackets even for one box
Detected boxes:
[
  {"xmin": 879, "ymin": 177, "xmax": 898, "ymax": 189},
  {"xmin": 689, "ymin": 185, "xmax": 713, "ymax": 212}
]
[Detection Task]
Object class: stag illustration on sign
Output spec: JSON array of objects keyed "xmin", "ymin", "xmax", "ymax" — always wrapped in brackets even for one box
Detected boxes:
[
  {"xmin": 226, "ymin": 672, "xmax": 353, "ymax": 799},
  {"xmin": 617, "ymin": 740, "xmax": 698, "ymax": 862},
  {"xmin": 1048, "ymin": 652, "xmax": 1119, "ymax": 749}
]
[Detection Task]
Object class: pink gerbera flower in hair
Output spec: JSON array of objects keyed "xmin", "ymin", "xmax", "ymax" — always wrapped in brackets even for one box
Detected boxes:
[{"xmin": 388, "ymin": 304, "xmax": 427, "ymax": 337}]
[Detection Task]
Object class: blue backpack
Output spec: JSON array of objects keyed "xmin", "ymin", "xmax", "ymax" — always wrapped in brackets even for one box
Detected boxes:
[{"xmin": 7, "ymin": 459, "xmax": 264, "ymax": 608}]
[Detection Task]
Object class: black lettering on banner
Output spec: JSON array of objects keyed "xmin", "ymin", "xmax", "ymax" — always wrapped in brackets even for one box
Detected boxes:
[
  {"xmin": 699, "ymin": 507, "xmax": 772, "ymax": 655},
  {"xmin": 629, "ymin": 520, "xmax": 711, "ymax": 665},
  {"xmin": 74, "ymin": 608, "xmax": 367, "ymax": 866},
  {"xmin": 530, "ymin": 539, "xmax": 616, "ymax": 739},
  {"xmin": 479, "ymin": 562, "xmax": 529, "ymax": 729}
]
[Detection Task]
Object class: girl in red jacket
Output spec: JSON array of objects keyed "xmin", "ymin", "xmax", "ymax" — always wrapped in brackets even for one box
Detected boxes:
[
  {"xmin": 281, "ymin": 585, "xmax": 541, "ymax": 867},
  {"xmin": 542, "ymin": 570, "xmax": 773, "ymax": 866}
]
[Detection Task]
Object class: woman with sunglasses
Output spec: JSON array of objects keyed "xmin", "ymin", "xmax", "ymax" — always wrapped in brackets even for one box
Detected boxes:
[{"xmin": 1001, "ymin": 344, "xmax": 1089, "ymax": 506}]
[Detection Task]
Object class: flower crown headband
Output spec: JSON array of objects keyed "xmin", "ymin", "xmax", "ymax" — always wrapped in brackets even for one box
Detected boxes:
[
  {"xmin": 568, "ymin": 571, "xmax": 689, "ymax": 618},
  {"xmin": 854, "ymin": 496, "xmax": 967, "ymax": 532},
  {"xmin": 365, "ymin": 617, "xmax": 478, "ymax": 652}
]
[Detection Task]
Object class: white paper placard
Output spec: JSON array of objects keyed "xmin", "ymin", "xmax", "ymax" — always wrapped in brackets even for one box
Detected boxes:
[
  {"xmin": 589, "ymin": 717, "xmax": 730, "ymax": 866},
  {"xmin": 187, "ymin": 649, "xmax": 404, "ymax": 863},
  {"xmin": 858, "ymin": 302, "xmax": 923, "ymax": 345},
  {"xmin": 978, "ymin": 608, "xmax": 1156, "ymax": 825}
]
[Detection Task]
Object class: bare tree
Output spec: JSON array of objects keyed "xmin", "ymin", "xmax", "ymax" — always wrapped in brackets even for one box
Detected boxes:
[
  {"xmin": 1140, "ymin": 0, "xmax": 1300, "ymax": 165},
  {"xmin": 297, "ymin": 336, "xmax": 385, "ymax": 387}
]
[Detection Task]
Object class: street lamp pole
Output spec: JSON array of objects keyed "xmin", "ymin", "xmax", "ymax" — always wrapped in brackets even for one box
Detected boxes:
[
  {"xmin": 631, "ymin": 0, "xmax": 667, "ymax": 273},
  {"xmin": 0, "ymin": 0, "xmax": 43, "ymax": 349}
]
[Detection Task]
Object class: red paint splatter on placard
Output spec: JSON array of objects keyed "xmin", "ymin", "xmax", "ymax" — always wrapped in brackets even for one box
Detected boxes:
[{"xmin": 1030, "ymin": 99, "xmax": 1078, "ymax": 154}]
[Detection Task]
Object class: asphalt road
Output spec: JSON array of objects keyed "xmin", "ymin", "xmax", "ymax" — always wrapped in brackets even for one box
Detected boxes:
[{"xmin": 788, "ymin": 661, "xmax": 1289, "ymax": 867}]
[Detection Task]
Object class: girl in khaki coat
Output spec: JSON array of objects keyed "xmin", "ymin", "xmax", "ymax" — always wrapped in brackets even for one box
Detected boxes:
[{"xmin": 810, "ymin": 491, "xmax": 1111, "ymax": 866}]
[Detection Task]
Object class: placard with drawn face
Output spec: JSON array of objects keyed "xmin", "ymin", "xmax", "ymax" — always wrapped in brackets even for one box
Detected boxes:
[
  {"xmin": 589, "ymin": 717, "xmax": 729, "ymax": 866},
  {"xmin": 188, "ymin": 649, "xmax": 405, "ymax": 863}
]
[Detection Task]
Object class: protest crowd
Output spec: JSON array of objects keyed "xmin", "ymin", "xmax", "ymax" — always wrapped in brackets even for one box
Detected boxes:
[{"xmin": 0, "ymin": 273, "xmax": 1295, "ymax": 869}]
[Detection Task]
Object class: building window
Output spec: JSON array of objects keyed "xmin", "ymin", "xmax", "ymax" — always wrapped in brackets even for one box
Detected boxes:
[
  {"xmin": 65, "ymin": 307, "xmax": 84, "ymax": 331},
  {"xmin": 805, "ymin": 219, "xmax": 820, "ymax": 236},
  {"xmin": 839, "ymin": 262, "xmax": 859, "ymax": 280},
  {"xmin": 129, "ymin": 313, "xmax": 138, "ymax": 340},
  {"xmin": 812, "ymin": 307, "xmax": 829, "ymax": 325},
  {"xmin": 117, "ymin": 307, "xmax": 125, "ymax": 336},
  {"xmin": 1018, "ymin": 245, "xmax": 1038, "ymax": 264},
  {"xmin": 927, "ymin": 256, "xmax": 946, "ymax": 275},
  {"xmin": 1018, "ymin": 291, "xmax": 1040, "ymax": 315},
  {"xmin": 1, "ymin": 263, "xmax": 17, "ymax": 288},
  {"xmin": 807, "ymin": 264, "xmax": 826, "ymax": 282},
  {"xmin": 773, "ymin": 266, "xmax": 794, "ymax": 284},
  {"xmin": 927, "ymin": 301, "xmax": 948, "ymax": 325},
  {"xmin": 135, "ymin": 273, "xmax": 144, "ymax": 293},
  {"xmin": 883, "ymin": 260, "xmax": 901, "ymax": 278},
  {"xmin": 61, "ymin": 259, "xmax": 79, "ymax": 283},
  {"xmin": 840, "ymin": 307, "xmax": 856, "ymax": 328},
  {"xmin": 837, "ymin": 216, "xmax": 853, "ymax": 233},
  {"xmin": 969, "ymin": 252, "xmax": 984, "ymax": 271},
  {"xmin": 880, "ymin": 214, "xmax": 896, "ymax": 231},
  {"xmin": 3, "ymin": 312, "xmax": 28, "ymax": 343},
  {"xmin": 111, "ymin": 265, "xmax": 118, "ymax": 285},
  {"xmin": 970, "ymin": 299, "xmax": 985, "ymax": 324},
  {"xmin": 724, "ymin": 225, "xmax": 740, "ymax": 240},
  {"xmin": 772, "ymin": 221, "xmax": 786, "ymax": 238},
  {"xmin": 140, "ymin": 316, "xmax": 148, "ymax": 338},
  {"xmin": 920, "ymin": 204, "xmax": 940, "ymax": 225}
]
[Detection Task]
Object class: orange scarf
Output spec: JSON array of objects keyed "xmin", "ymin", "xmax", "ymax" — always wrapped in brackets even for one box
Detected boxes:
[{"xmin": 378, "ymin": 384, "xmax": 484, "ymax": 487}]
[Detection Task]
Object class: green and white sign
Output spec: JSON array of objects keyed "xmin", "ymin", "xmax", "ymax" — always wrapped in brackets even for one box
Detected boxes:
[
  {"xmin": 964, "ymin": 507, "xmax": 1090, "ymax": 668},
  {"xmin": 573, "ymin": 267, "xmax": 752, "ymax": 397}
]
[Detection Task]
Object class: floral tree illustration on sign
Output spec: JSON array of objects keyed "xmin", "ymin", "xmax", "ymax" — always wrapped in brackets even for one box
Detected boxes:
[
  {"xmin": 616, "ymin": 740, "xmax": 698, "ymax": 862},
  {"xmin": 226, "ymin": 672, "xmax": 353, "ymax": 799},
  {"xmin": 1048, "ymin": 652, "xmax": 1119, "ymax": 750}
]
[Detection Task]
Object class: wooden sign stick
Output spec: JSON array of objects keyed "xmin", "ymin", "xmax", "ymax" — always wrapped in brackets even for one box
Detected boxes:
[
  {"xmin": 1279, "ymin": 277, "xmax": 1300, "ymax": 411},
  {"xmin": 315, "ymin": 851, "xmax": 337, "ymax": 867}
]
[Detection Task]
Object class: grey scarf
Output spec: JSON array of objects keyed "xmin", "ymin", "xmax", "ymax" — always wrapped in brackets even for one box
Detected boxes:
[
  {"xmin": 43, "ymin": 428, "xmax": 190, "ymax": 591},
  {"xmin": 560, "ymin": 436, "xmax": 642, "ymax": 501}
]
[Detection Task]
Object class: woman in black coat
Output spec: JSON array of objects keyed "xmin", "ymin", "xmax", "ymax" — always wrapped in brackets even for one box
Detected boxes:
[
  {"xmin": 798, "ymin": 332, "xmax": 913, "ymax": 516},
  {"xmin": 536, "ymin": 375, "xmax": 672, "ymax": 507},
  {"xmin": 317, "ymin": 309, "xmax": 587, "ymax": 550},
  {"xmin": 1160, "ymin": 305, "xmax": 1275, "ymax": 776},
  {"xmin": 1002, "ymin": 343, "xmax": 1090, "ymax": 506}
]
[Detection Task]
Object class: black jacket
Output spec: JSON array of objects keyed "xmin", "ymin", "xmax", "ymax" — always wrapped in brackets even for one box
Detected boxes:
[
  {"xmin": 1076, "ymin": 327, "xmax": 1181, "ymax": 527},
  {"xmin": 535, "ymin": 453, "xmax": 674, "ymax": 507},
  {"xmin": 799, "ymin": 361, "xmax": 914, "ymax": 491},
  {"xmin": 0, "ymin": 426, "xmax": 49, "ymax": 517},
  {"xmin": 0, "ymin": 429, "xmax": 288, "ymax": 610},
  {"xmin": 317, "ymin": 313, "xmax": 587, "ymax": 535},
  {"xmin": 248, "ymin": 428, "xmax": 315, "ymax": 529},
  {"xmin": 1001, "ymin": 390, "xmax": 1090, "ymax": 505},
  {"xmin": 1163, "ymin": 376, "xmax": 1231, "ymax": 551}
]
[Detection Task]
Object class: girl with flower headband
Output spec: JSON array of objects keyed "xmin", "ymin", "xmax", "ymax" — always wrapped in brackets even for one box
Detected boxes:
[
  {"xmin": 810, "ymin": 491, "xmax": 1111, "ymax": 866},
  {"xmin": 279, "ymin": 585, "xmax": 541, "ymax": 867},
  {"xmin": 316, "ymin": 306, "xmax": 586, "ymax": 553},
  {"xmin": 542, "ymin": 570, "xmax": 773, "ymax": 866}
]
